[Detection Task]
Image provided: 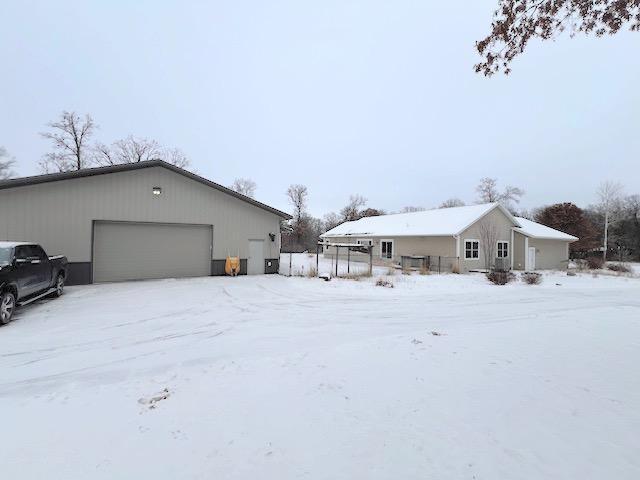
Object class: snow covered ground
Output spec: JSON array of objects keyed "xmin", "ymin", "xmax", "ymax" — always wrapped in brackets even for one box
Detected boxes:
[{"xmin": 1, "ymin": 254, "xmax": 639, "ymax": 479}]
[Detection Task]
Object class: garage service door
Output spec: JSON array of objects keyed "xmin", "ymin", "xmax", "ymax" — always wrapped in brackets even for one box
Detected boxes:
[{"xmin": 93, "ymin": 222, "xmax": 212, "ymax": 283}]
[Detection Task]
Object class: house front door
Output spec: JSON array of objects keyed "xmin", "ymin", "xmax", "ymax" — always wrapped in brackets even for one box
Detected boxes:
[{"xmin": 527, "ymin": 247, "xmax": 536, "ymax": 271}]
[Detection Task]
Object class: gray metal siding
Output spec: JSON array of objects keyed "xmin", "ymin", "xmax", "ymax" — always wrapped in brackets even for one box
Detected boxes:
[
  {"xmin": 0, "ymin": 167, "xmax": 282, "ymax": 273},
  {"xmin": 93, "ymin": 222, "xmax": 212, "ymax": 282}
]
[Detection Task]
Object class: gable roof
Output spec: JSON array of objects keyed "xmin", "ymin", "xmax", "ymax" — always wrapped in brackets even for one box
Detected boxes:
[
  {"xmin": 514, "ymin": 217, "xmax": 578, "ymax": 241},
  {"xmin": 321, "ymin": 203, "xmax": 520, "ymax": 238},
  {"xmin": 0, "ymin": 160, "xmax": 292, "ymax": 219}
]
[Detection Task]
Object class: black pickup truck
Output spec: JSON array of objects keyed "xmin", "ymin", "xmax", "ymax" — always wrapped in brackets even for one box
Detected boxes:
[{"xmin": 0, "ymin": 242, "xmax": 68, "ymax": 325}]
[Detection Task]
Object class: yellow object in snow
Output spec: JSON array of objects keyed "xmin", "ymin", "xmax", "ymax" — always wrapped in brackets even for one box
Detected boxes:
[{"xmin": 225, "ymin": 256, "xmax": 241, "ymax": 276}]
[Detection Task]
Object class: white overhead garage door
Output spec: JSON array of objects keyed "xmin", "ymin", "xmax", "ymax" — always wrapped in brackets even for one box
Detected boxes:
[{"xmin": 93, "ymin": 221, "xmax": 212, "ymax": 283}]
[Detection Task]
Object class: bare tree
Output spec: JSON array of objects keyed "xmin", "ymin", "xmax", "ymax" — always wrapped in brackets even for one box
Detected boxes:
[
  {"xmin": 439, "ymin": 198, "xmax": 466, "ymax": 208},
  {"xmin": 360, "ymin": 207, "xmax": 385, "ymax": 218},
  {"xmin": 476, "ymin": 177, "xmax": 501, "ymax": 202},
  {"xmin": 478, "ymin": 219, "xmax": 499, "ymax": 271},
  {"xmin": 597, "ymin": 180, "xmax": 623, "ymax": 261},
  {"xmin": 323, "ymin": 212, "xmax": 342, "ymax": 231},
  {"xmin": 476, "ymin": 1, "xmax": 640, "ymax": 76},
  {"xmin": 93, "ymin": 136, "xmax": 160, "ymax": 165},
  {"xmin": 0, "ymin": 146, "xmax": 16, "ymax": 180},
  {"xmin": 613, "ymin": 195, "xmax": 640, "ymax": 261},
  {"xmin": 231, "ymin": 178, "xmax": 257, "ymax": 198},
  {"xmin": 400, "ymin": 206, "xmax": 426, "ymax": 213},
  {"xmin": 502, "ymin": 185, "xmax": 525, "ymax": 205},
  {"xmin": 40, "ymin": 111, "xmax": 96, "ymax": 172},
  {"xmin": 92, "ymin": 142, "xmax": 114, "ymax": 166},
  {"xmin": 160, "ymin": 147, "xmax": 190, "ymax": 169},
  {"xmin": 517, "ymin": 208, "xmax": 536, "ymax": 220},
  {"xmin": 114, "ymin": 136, "xmax": 162, "ymax": 163},
  {"xmin": 287, "ymin": 184, "xmax": 308, "ymax": 221},
  {"xmin": 340, "ymin": 194, "xmax": 367, "ymax": 221},
  {"xmin": 93, "ymin": 137, "xmax": 190, "ymax": 169},
  {"xmin": 476, "ymin": 177, "xmax": 524, "ymax": 211}
]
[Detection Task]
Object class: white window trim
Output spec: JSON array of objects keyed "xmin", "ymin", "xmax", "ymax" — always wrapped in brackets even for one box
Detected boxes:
[
  {"xmin": 464, "ymin": 239, "xmax": 480, "ymax": 260},
  {"xmin": 380, "ymin": 239, "xmax": 394, "ymax": 259},
  {"xmin": 496, "ymin": 240, "xmax": 509, "ymax": 258},
  {"xmin": 357, "ymin": 238, "xmax": 373, "ymax": 246}
]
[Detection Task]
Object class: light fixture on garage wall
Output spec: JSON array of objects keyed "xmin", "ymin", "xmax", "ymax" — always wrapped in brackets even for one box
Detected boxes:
[
  {"xmin": 152, "ymin": 186, "xmax": 162, "ymax": 196},
  {"xmin": 269, "ymin": 233, "xmax": 276, "ymax": 242}
]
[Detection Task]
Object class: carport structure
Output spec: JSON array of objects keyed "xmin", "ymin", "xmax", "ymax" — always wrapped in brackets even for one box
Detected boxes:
[{"xmin": 316, "ymin": 241, "xmax": 373, "ymax": 277}]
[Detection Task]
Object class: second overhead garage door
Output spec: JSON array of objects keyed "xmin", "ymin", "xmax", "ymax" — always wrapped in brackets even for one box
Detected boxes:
[{"xmin": 93, "ymin": 221, "xmax": 212, "ymax": 283}]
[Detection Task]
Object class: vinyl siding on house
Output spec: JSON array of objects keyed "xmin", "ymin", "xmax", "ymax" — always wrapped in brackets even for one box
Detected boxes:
[
  {"xmin": 513, "ymin": 231, "xmax": 527, "ymax": 270},
  {"xmin": 456, "ymin": 207, "xmax": 516, "ymax": 273},
  {"xmin": 513, "ymin": 231, "xmax": 571, "ymax": 270},
  {"xmin": 323, "ymin": 235, "xmax": 456, "ymax": 263},
  {"xmin": 527, "ymin": 238, "xmax": 571, "ymax": 270}
]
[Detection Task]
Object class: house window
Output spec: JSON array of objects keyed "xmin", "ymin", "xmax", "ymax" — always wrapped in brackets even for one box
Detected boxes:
[
  {"xmin": 464, "ymin": 240, "xmax": 479, "ymax": 259},
  {"xmin": 357, "ymin": 239, "xmax": 373, "ymax": 247},
  {"xmin": 381, "ymin": 240, "xmax": 393, "ymax": 259},
  {"xmin": 497, "ymin": 241, "xmax": 509, "ymax": 258}
]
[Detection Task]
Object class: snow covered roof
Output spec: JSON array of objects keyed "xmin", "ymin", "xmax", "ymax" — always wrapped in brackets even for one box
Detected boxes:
[
  {"xmin": 514, "ymin": 217, "xmax": 578, "ymax": 241},
  {"xmin": 321, "ymin": 203, "xmax": 519, "ymax": 238}
]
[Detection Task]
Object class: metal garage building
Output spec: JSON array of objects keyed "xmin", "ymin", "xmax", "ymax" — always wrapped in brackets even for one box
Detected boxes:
[{"xmin": 0, "ymin": 161, "xmax": 291, "ymax": 284}]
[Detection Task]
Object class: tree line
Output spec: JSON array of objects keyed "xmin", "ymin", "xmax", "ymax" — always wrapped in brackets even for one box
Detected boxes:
[{"xmin": 0, "ymin": 110, "xmax": 190, "ymax": 177}]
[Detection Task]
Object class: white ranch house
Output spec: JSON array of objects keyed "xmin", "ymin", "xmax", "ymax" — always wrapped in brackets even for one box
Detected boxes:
[{"xmin": 321, "ymin": 203, "xmax": 578, "ymax": 273}]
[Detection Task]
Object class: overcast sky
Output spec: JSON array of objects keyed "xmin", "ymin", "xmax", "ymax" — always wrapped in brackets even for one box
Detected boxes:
[{"xmin": 1, "ymin": 1, "xmax": 639, "ymax": 217}]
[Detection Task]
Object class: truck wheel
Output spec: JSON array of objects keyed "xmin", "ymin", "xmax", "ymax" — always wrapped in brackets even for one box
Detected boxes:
[
  {"xmin": 52, "ymin": 274, "xmax": 65, "ymax": 298},
  {"xmin": 0, "ymin": 291, "xmax": 16, "ymax": 325}
]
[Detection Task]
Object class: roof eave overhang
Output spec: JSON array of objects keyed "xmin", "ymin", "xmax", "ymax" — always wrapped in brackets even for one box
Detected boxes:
[
  {"xmin": 321, "ymin": 232, "xmax": 458, "ymax": 238},
  {"xmin": 514, "ymin": 228, "xmax": 579, "ymax": 242}
]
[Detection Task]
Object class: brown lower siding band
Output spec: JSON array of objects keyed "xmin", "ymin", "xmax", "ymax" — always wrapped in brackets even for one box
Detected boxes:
[
  {"xmin": 67, "ymin": 258, "xmax": 279, "ymax": 286},
  {"xmin": 66, "ymin": 262, "xmax": 92, "ymax": 285}
]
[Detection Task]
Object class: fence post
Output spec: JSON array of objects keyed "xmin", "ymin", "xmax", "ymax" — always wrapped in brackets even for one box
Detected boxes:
[
  {"xmin": 438, "ymin": 256, "xmax": 441, "ymax": 274},
  {"xmin": 289, "ymin": 252, "xmax": 293, "ymax": 276},
  {"xmin": 347, "ymin": 247, "xmax": 350, "ymax": 274},
  {"xmin": 336, "ymin": 246, "xmax": 339, "ymax": 277},
  {"xmin": 331, "ymin": 253, "xmax": 334, "ymax": 277},
  {"xmin": 316, "ymin": 244, "xmax": 320, "ymax": 277}
]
